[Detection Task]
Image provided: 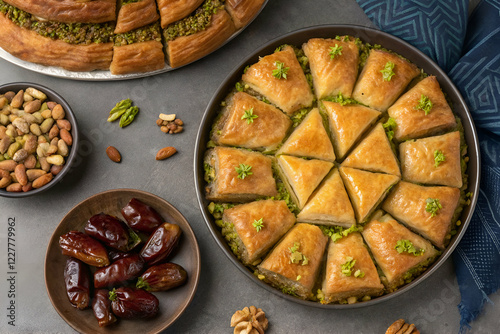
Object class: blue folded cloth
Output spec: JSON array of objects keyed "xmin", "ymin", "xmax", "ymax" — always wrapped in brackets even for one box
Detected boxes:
[{"xmin": 356, "ymin": 0, "xmax": 500, "ymax": 332}]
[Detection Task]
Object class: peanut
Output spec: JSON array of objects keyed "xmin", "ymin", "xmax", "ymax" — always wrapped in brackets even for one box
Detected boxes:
[{"xmin": 32, "ymin": 173, "xmax": 53, "ymax": 188}]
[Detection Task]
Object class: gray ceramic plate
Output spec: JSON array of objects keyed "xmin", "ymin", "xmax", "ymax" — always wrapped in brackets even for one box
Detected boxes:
[
  {"xmin": 194, "ymin": 25, "xmax": 480, "ymax": 308},
  {"xmin": 45, "ymin": 189, "xmax": 200, "ymax": 333}
]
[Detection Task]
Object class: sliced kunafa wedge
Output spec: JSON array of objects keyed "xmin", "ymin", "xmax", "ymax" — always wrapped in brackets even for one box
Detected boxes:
[
  {"xmin": 302, "ymin": 37, "xmax": 359, "ymax": 99},
  {"xmin": 212, "ymin": 92, "xmax": 292, "ymax": 151},
  {"xmin": 321, "ymin": 233, "xmax": 384, "ymax": 303},
  {"xmin": 258, "ymin": 223, "xmax": 328, "ymax": 299},
  {"xmin": 165, "ymin": 9, "xmax": 236, "ymax": 68},
  {"xmin": 242, "ymin": 45, "xmax": 314, "ymax": 115},
  {"xmin": 382, "ymin": 181, "xmax": 460, "ymax": 249},
  {"xmin": 221, "ymin": 200, "xmax": 295, "ymax": 265},
  {"xmin": 400, "ymin": 131, "xmax": 462, "ymax": 188},
  {"xmin": 157, "ymin": 0, "xmax": 204, "ymax": 28},
  {"xmin": 339, "ymin": 167, "xmax": 400, "ymax": 224},
  {"xmin": 362, "ymin": 213, "xmax": 439, "ymax": 291},
  {"xmin": 226, "ymin": 0, "xmax": 266, "ymax": 29},
  {"xmin": 277, "ymin": 155, "xmax": 334, "ymax": 210},
  {"xmin": 277, "ymin": 108, "xmax": 335, "ymax": 161},
  {"xmin": 341, "ymin": 123, "xmax": 401, "ymax": 177},
  {"xmin": 204, "ymin": 147, "xmax": 277, "ymax": 202},
  {"xmin": 322, "ymin": 100, "xmax": 381, "ymax": 159},
  {"xmin": 352, "ymin": 49, "xmax": 420, "ymax": 111},
  {"xmin": 297, "ymin": 169, "xmax": 355, "ymax": 228},
  {"xmin": 114, "ymin": 0, "xmax": 160, "ymax": 34},
  {"xmin": 388, "ymin": 76, "xmax": 457, "ymax": 141}
]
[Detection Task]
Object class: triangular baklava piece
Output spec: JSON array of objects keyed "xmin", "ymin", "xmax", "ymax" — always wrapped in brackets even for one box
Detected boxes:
[
  {"xmin": 321, "ymin": 232, "xmax": 384, "ymax": 303},
  {"xmin": 339, "ymin": 166, "xmax": 400, "ymax": 224},
  {"xmin": 341, "ymin": 123, "xmax": 401, "ymax": 177},
  {"xmin": 388, "ymin": 76, "xmax": 456, "ymax": 141},
  {"xmin": 322, "ymin": 100, "xmax": 380, "ymax": 159},
  {"xmin": 302, "ymin": 37, "xmax": 359, "ymax": 99},
  {"xmin": 352, "ymin": 49, "xmax": 420, "ymax": 111},
  {"xmin": 297, "ymin": 168, "xmax": 355, "ymax": 228},
  {"xmin": 400, "ymin": 131, "xmax": 462, "ymax": 188},
  {"xmin": 242, "ymin": 45, "xmax": 314, "ymax": 115},
  {"xmin": 277, "ymin": 108, "xmax": 335, "ymax": 161},
  {"xmin": 257, "ymin": 223, "xmax": 328, "ymax": 299},
  {"xmin": 212, "ymin": 92, "xmax": 292, "ymax": 151},
  {"xmin": 382, "ymin": 181, "xmax": 460, "ymax": 249},
  {"xmin": 277, "ymin": 155, "xmax": 334, "ymax": 210},
  {"xmin": 362, "ymin": 213, "xmax": 439, "ymax": 291},
  {"xmin": 222, "ymin": 200, "xmax": 295, "ymax": 265}
]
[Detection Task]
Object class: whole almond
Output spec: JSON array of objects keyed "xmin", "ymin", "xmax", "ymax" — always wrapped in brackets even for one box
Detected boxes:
[
  {"xmin": 32, "ymin": 172, "xmax": 53, "ymax": 188},
  {"xmin": 156, "ymin": 147, "xmax": 177, "ymax": 161},
  {"xmin": 106, "ymin": 146, "xmax": 121, "ymax": 163}
]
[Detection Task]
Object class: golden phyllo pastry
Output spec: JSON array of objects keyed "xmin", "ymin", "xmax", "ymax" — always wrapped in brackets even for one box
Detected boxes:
[
  {"xmin": 322, "ymin": 100, "xmax": 381, "ymax": 159},
  {"xmin": 242, "ymin": 45, "xmax": 314, "ymax": 115},
  {"xmin": 157, "ymin": 0, "xmax": 205, "ymax": 28},
  {"xmin": 258, "ymin": 223, "xmax": 328, "ymax": 299},
  {"xmin": 341, "ymin": 123, "xmax": 401, "ymax": 177},
  {"xmin": 110, "ymin": 40, "xmax": 165, "ymax": 75},
  {"xmin": 382, "ymin": 181, "xmax": 460, "ymax": 249},
  {"xmin": 362, "ymin": 213, "xmax": 438, "ymax": 291},
  {"xmin": 388, "ymin": 76, "xmax": 457, "ymax": 141},
  {"xmin": 114, "ymin": 0, "xmax": 160, "ymax": 34},
  {"xmin": 226, "ymin": 0, "xmax": 267, "ymax": 29},
  {"xmin": 297, "ymin": 168, "xmax": 355, "ymax": 228},
  {"xmin": 222, "ymin": 200, "xmax": 295, "ymax": 265},
  {"xmin": 321, "ymin": 233, "xmax": 384, "ymax": 303},
  {"xmin": 400, "ymin": 131, "xmax": 462, "ymax": 188},
  {"xmin": 302, "ymin": 37, "xmax": 359, "ymax": 99},
  {"xmin": 339, "ymin": 166, "xmax": 400, "ymax": 224},
  {"xmin": 352, "ymin": 49, "xmax": 420, "ymax": 111},
  {"xmin": 277, "ymin": 108, "xmax": 335, "ymax": 161},
  {"xmin": 277, "ymin": 155, "xmax": 334, "ymax": 210},
  {"xmin": 212, "ymin": 92, "xmax": 292, "ymax": 151},
  {"xmin": 205, "ymin": 147, "xmax": 277, "ymax": 202}
]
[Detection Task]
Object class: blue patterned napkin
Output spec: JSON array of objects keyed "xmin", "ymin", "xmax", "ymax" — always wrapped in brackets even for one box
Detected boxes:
[{"xmin": 355, "ymin": 0, "xmax": 500, "ymax": 332}]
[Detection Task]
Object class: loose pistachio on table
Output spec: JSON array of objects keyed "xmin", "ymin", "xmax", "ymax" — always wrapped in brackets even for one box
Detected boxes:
[{"xmin": 107, "ymin": 98, "xmax": 140, "ymax": 128}]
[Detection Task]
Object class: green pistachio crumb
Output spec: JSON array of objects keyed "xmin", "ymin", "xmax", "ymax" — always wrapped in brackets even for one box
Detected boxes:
[
  {"xmin": 380, "ymin": 61, "xmax": 395, "ymax": 81},
  {"xmin": 426, "ymin": 198, "xmax": 442, "ymax": 217},
  {"xmin": 329, "ymin": 44, "xmax": 343, "ymax": 59},
  {"xmin": 414, "ymin": 94, "xmax": 433, "ymax": 115},
  {"xmin": 434, "ymin": 150, "xmax": 446, "ymax": 167},
  {"xmin": 241, "ymin": 107, "xmax": 258, "ymax": 124},
  {"xmin": 395, "ymin": 239, "xmax": 425, "ymax": 256},
  {"xmin": 235, "ymin": 163, "xmax": 252, "ymax": 179},
  {"xmin": 341, "ymin": 257, "xmax": 356, "ymax": 276},
  {"xmin": 272, "ymin": 61, "xmax": 289, "ymax": 79},
  {"xmin": 252, "ymin": 218, "xmax": 264, "ymax": 232}
]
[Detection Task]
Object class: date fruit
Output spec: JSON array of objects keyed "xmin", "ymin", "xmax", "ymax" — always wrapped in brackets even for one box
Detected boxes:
[
  {"xmin": 59, "ymin": 231, "xmax": 110, "ymax": 267},
  {"xmin": 110, "ymin": 287, "xmax": 159, "ymax": 319},
  {"xmin": 140, "ymin": 222, "xmax": 181, "ymax": 265},
  {"xmin": 121, "ymin": 198, "xmax": 163, "ymax": 233},
  {"xmin": 136, "ymin": 263, "xmax": 187, "ymax": 292},
  {"xmin": 94, "ymin": 254, "xmax": 145, "ymax": 289},
  {"xmin": 92, "ymin": 289, "xmax": 117, "ymax": 327},
  {"xmin": 64, "ymin": 257, "xmax": 91, "ymax": 310},
  {"xmin": 84, "ymin": 213, "xmax": 141, "ymax": 252}
]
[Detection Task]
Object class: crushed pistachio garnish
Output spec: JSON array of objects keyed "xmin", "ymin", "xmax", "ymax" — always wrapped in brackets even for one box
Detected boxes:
[
  {"xmin": 289, "ymin": 242, "xmax": 308, "ymax": 265},
  {"xmin": 252, "ymin": 218, "xmax": 264, "ymax": 232},
  {"xmin": 383, "ymin": 117, "xmax": 397, "ymax": 141},
  {"xmin": 235, "ymin": 163, "xmax": 253, "ymax": 179},
  {"xmin": 426, "ymin": 198, "xmax": 442, "ymax": 217},
  {"xmin": 272, "ymin": 61, "xmax": 289, "ymax": 79},
  {"xmin": 414, "ymin": 94, "xmax": 433, "ymax": 115},
  {"xmin": 324, "ymin": 92, "xmax": 358, "ymax": 106},
  {"xmin": 320, "ymin": 225, "xmax": 360, "ymax": 242},
  {"xmin": 434, "ymin": 150, "xmax": 446, "ymax": 167},
  {"xmin": 241, "ymin": 107, "xmax": 258, "ymax": 124},
  {"xmin": 395, "ymin": 239, "xmax": 425, "ymax": 256},
  {"xmin": 235, "ymin": 82, "xmax": 245, "ymax": 92},
  {"xmin": 354, "ymin": 269, "xmax": 365, "ymax": 278},
  {"xmin": 341, "ymin": 257, "xmax": 356, "ymax": 276},
  {"xmin": 380, "ymin": 61, "xmax": 395, "ymax": 81},
  {"xmin": 296, "ymin": 275, "xmax": 302, "ymax": 281},
  {"xmin": 329, "ymin": 44, "xmax": 343, "ymax": 59}
]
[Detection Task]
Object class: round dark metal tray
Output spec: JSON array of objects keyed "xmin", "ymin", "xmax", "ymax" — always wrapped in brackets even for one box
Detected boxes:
[{"xmin": 194, "ymin": 25, "xmax": 480, "ymax": 308}]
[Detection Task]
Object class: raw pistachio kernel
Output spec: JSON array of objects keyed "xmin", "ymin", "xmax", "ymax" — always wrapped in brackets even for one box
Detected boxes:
[
  {"xmin": 341, "ymin": 257, "xmax": 356, "ymax": 276},
  {"xmin": 235, "ymin": 163, "xmax": 252, "ymax": 179},
  {"xmin": 383, "ymin": 117, "xmax": 397, "ymax": 141},
  {"xmin": 272, "ymin": 61, "xmax": 289, "ymax": 79},
  {"xmin": 241, "ymin": 107, "xmax": 258, "ymax": 124},
  {"xmin": 380, "ymin": 61, "xmax": 395, "ymax": 81},
  {"xmin": 324, "ymin": 92, "xmax": 357, "ymax": 106},
  {"xmin": 425, "ymin": 198, "xmax": 442, "ymax": 217},
  {"xmin": 414, "ymin": 94, "xmax": 433, "ymax": 115},
  {"xmin": 329, "ymin": 44, "xmax": 343, "ymax": 59},
  {"xmin": 252, "ymin": 218, "xmax": 264, "ymax": 232},
  {"xmin": 395, "ymin": 239, "xmax": 425, "ymax": 256}
]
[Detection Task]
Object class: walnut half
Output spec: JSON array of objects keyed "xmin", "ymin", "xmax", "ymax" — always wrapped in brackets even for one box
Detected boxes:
[{"xmin": 230, "ymin": 306, "xmax": 269, "ymax": 334}]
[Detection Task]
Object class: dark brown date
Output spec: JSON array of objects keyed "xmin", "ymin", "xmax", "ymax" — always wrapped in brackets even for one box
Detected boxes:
[
  {"xmin": 84, "ymin": 213, "xmax": 141, "ymax": 252},
  {"xmin": 94, "ymin": 254, "xmax": 145, "ymax": 289},
  {"xmin": 92, "ymin": 289, "xmax": 117, "ymax": 327},
  {"xmin": 59, "ymin": 231, "xmax": 110, "ymax": 267},
  {"xmin": 110, "ymin": 287, "xmax": 159, "ymax": 319},
  {"xmin": 137, "ymin": 263, "xmax": 187, "ymax": 292},
  {"xmin": 121, "ymin": 198, "xmax": 164, "ymax": 233},
  {"xmin": 108, "ymin": 249, "xmax": 137, "ymax": 262},
  {"xmin": 64, "ymin": 257, "xmax": 91, "ymax": 310},
  {"xmin": 140, "ymin": 222, "xmax": 181, "ymax": 265}
]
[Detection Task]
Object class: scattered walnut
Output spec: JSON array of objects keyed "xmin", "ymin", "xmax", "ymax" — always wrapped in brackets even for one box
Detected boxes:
[
  {"xmin": 230, "ymin": 306, "xmax": 268, "ymax": 334},
  {"xmin": 385, "ymin": 319, "xmax": 419, "ymax": 334},
  {"xmin": 156, "ymin": 114, "xmax": 184, "ymax": 134}
]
